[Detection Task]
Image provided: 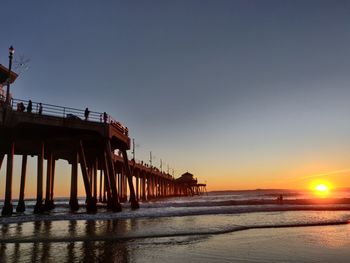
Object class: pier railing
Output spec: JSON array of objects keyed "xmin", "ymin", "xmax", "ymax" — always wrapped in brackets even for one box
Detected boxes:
[{"xmin": 10, "ymin": 98, "xmax": 129, "ymax": 135}]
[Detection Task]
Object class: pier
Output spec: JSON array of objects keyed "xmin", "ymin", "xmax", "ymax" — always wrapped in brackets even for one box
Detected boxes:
[{"xmin": 0, "ymin": 60, "xmax": 206, "ymax": 216}]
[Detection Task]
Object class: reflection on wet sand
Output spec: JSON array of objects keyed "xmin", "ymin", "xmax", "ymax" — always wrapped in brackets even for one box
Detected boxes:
[
  {"xmin": 0, "ymin": 220, "xmax": 132, "ymax": 262},
  {"xmin": 2, "ymin": 212, "xmax": 349, "ymax": 262}
]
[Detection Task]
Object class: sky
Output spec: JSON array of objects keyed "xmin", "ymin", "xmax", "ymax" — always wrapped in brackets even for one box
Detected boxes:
[{"xmin": 1, "ymin": 0, "xmax": 350, "ymax": 197}]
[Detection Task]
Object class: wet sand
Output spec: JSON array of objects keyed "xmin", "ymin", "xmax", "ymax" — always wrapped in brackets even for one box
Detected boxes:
[
  {"xmin": 1, "ymin": 211, "xmax": 350, "ymax": 262},
  {"xmin": 1, "ymin": 224, "xmax": 350, "ymax": 262},
  {"xmin": 131, "ymin": 224, "xmax": 350, "ymax": 263}
]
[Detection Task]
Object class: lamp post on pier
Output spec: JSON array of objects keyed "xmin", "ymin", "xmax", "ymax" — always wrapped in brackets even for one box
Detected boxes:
[
  {"xmin": 132, "ymin": 139, "xmax": 135, "ymax": 160},
  {"xmin": 6, "ymin": 46, "xmax": 14, "ymax": 104},
  {"xmin": 149, "ymin": 151, "xmax": 153, "ymax": 168}
]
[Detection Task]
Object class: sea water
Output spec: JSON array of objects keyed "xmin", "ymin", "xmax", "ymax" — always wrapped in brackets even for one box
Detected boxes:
[{"xmin": 1, "ymin": 190, "xmax": 350, "ymax": 262}]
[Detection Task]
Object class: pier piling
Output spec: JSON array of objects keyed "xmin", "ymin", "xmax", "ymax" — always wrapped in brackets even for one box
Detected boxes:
[
  {"xmin": 16, "ymin": 155, "xmax": 27, "ymax": 212},
  {"xmin": 34, "ymin": 142, "xmax": 44, "ymax": 213},
  {"xmin": 0, "ymin": 94, "xmax": 206, "ymax": 218},
  {"xmin": 2, "ymin": 142, "xmax": 14, "ymax": 216},
  {"xmin": 69, "ymin": 153, "xmax": 79, "ymax": 211},
  {"xmin": 78, "ymin": 140, "xmax": 97, "ymax": 213},
  {"xmin": 49, "ymin": 159, "xmax": 56, "ymax": 209},
  {"xmin": 44, "ymin": 152, "xmax": 53, "ymax": 210},
  {"xmin": 122, "ymin": 149, "xmax": 139, "ymax": 209}
]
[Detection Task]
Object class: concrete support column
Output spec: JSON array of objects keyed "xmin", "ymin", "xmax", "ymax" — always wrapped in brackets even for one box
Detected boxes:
[
  {"xmin": 50, "ymin": 159, "xmax": 56, "ymax": 208},
  {"xmin": 123, "ymin": 172, "xmax": 127, "ymax": 201},
  {"xmin": 121, "ymin": 149, "xmax": 139, "ymax": 209},
  {"xmin": 0, "ymin": 154, "xmax": 4, "ymax": 171},
  {"xmin": 103, "ymin": 146, "xmax": 121, "ymax": 212},
  {"xmin": 102, "ymin": 171, "xmax": 107, "ymax": 203},
  {"xmin": 16, "ymin": 155, "xmax": 27, "ymax": 212},
  {"xmin": 34, "ymin": 142, "xmax": 44, "ymax": 213},
  {"xmin": 136, "ymin": 174, "xmax": 139, "ymax": 201},
  {"xmin": 124, "ymin": 173, "xmax": 128, "ymax": 201},
  {"xmin": 69, "ymin": 152, "xmax": 79, "ymax": 211},
  {"xmin": 138, "ymin": 176, "xmax": 142, "ymax": 200},
  {"xmin": 161, "ymin": 179, "xmax": 164, "ymax": 197},
  {"xmin": 2, "ymin": 142, "xmax": 14, "ymax": 216},
  {"xmin": 104, "ymin": 141, "xmax": 121, "ymax": 212},
  {"xmin": 78, "ymin": 140, "xmax": 97, "ymax": 213},
  {"xmin": 87, "ymin": 163, "xmax": 93, "ymax": 196},
  {"xmin": 142, "ymin": 176, "xmax": 146, "ymax": 201},
  {"xmin": 151, "ymin": 175, "xmax": 155, "ymax": 198},
  {"xmin": 45, "ymin": 152, "xmax": 53, "ymax": 210},
  {"xmin": 93, "ymin": 159, "xmax": 98, "ymax": 199},
  {"xmin": 151, "ymin": 175, "xmax": 154, "ymax": 198},
  {"xmin": 118, "ymin": 169, "xmax": 123, "ymax": 201},
  {"xmin": 160, "ymin": 179, "xmax": 163, "ymax": 197},
  {"xmin": 99, "ymin": 169, "xmax": 103, "ymax": 202},
  {"xmin": 147, "ymin": 176, "xmax": 151, "ymax": 199},
  {"xmin": 121, "ymin": 169, "xmax": 127, "ymax": 202},
  {"xmin": 102, "ymin": 152, "xmax": 111, "ymax": 207},
  {"xmin": 160, "ymin": 178, "xmax": 163, "ymax": 197}
]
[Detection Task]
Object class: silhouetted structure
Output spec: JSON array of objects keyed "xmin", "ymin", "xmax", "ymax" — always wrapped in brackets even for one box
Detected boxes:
[
  {"xmin": 0, "ymin": 61, "xmax": 206, "ymax": 217},
  {"xmin": 0, "ymin": 64, "xmax": 17, "ymax": 102},
  {"xmin": 175, "ymin": 172, "xmax": 207, "ymax": 196}
]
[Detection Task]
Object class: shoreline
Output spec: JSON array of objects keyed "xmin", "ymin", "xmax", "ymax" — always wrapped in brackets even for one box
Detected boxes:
[
  {"xmin": 0, "ymin": 218, "xmax": 348, "ymax": 244},
  {"xmin": 1, "ymin": 203, "xmax": 350, "ymax": 225}
]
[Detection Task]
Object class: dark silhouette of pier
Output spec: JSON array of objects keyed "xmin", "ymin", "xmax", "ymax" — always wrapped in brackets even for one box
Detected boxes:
[{"xmin": 0, "ymin": 50, "xmax": 206, "ymax": 216}]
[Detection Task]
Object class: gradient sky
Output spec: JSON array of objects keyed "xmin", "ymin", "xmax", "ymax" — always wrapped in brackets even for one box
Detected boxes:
[{"xmin": 1, "ymin": 0, "xmax": 350, "ymax": 197}]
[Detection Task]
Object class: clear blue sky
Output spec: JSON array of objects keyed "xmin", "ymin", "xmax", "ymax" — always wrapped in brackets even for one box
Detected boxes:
[{"xmin": 1, "ymin": 1, "xmax": 350, "ymax": 194}]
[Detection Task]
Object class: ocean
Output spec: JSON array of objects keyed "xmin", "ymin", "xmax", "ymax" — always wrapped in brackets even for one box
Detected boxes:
[{"xmin": 1, "ymin": 189, "xmax": 350, "ymax": 262}]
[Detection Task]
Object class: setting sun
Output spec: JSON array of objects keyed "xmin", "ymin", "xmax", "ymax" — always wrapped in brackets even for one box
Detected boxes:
[
  {"xmin": 315, "ymin": 184, "xmax": 329, "ymax": 193},
  {"xmin": 310, "ymin": 180, "xmax": 332, "ymax": 197}
]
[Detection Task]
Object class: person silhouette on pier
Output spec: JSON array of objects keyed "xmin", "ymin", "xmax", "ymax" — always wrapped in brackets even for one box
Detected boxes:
[
  {"xmin": 103, "ymin": 112, "xmax": 108, "ymax": 123},
  {"xmin": 38, "ymin": 103, "xmax": 43, "ymax": 115},
  {"xmin": 84, "ymin": 107, "xmax": 90, "ymax": 120},
  {"xmin": 277, "ymin": 194, "xmax": 283, "ymax": 203},
  {"xmin": 27, "ymin": 100, "xmax": 32, "ymax": 113}
]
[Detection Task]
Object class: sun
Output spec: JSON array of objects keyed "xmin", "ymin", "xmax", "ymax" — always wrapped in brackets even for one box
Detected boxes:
[
  {"xmin": 315, "ymin": 184, "xmax": 329, "ymax": 193},
  {"xmin": 311, "ymin": 180, "xmax": 332, "ymax": 197}
]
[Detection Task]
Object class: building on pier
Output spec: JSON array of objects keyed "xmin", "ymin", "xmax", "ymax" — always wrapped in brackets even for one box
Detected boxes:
[
  {"xmin": 175, "ymin": 172, "xmax": 207, "ymax": 196},
  {"xmin": 0, "ymin": 64, "xmax": 18, "ymax": 101}
]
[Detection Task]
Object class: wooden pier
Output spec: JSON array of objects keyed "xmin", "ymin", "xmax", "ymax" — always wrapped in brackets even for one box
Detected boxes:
[
  {"xmin": 0, "ymin": 98, "xmax": 206, "ymax": 216},
  {"xmin": 0, "ymin": 50, "xmax": 206, "ymax": 216}
]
